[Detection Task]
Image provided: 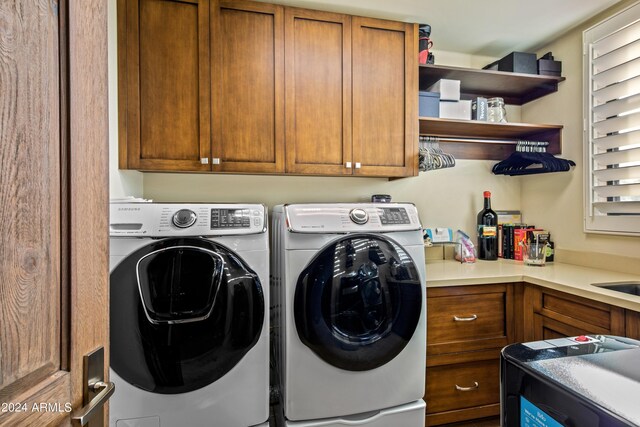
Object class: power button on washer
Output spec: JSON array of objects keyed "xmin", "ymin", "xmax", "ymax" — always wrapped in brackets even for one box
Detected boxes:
[{"xmin": 574, "ymin": 335, "xmax": 590, "ymax": 342}]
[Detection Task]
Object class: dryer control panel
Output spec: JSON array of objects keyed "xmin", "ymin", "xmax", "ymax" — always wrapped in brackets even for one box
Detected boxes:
[
  {"xmin": 110, "ymin": 203, "xmax": 266, "ymax": 237},
  {"xmin": 285, "ymin": 203, "xmax": 421, "ymax": 233}
]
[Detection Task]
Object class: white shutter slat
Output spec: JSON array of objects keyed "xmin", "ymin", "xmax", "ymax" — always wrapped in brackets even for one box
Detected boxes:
[
  {"xmin": 592, "ymin": 129, "xmax": 640, "ymax": 151},
  {"xmin": 593, "ymin": 93, "xmax": 640, "ymax": 121},
  {"xmin": 593, "ymin": 165, "xmax": 640, "ymax": 182},
  {"xmin": 593, "ymin": 38, "xmax": 640, "ymax": 74},
  {"xmin": 594, "ymin": 201, "xmax": 640, "ymax": 214},
  {"xmin": 592, "ymin": 57, "xmax": 640, "ymax": 90},
  {"xmin": 593, "ymin": 146, "xmax": 640, "ymax": 167},
  {"xmin": 591, "ymin": 110, "xmax": 640, "ymax": 135},
  {"xmin": 593, "ymin": 182, "xmax": 640, "ymax": 198},
  {"xmin": 593, "ymin": 19, "xmax": 640, "ymax": 58},
  {"xmin": 592, "ymin": 74, "xmax": 640, "ymax": 105}
]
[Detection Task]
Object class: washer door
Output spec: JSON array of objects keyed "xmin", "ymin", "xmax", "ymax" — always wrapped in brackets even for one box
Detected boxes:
[
  {"xmin": 294, "ymin": 234, "xmax": 422, "ymax": 371},
  {"xmin": 110, "ymin": 238, "xmax": 264, "ymax": 394}
]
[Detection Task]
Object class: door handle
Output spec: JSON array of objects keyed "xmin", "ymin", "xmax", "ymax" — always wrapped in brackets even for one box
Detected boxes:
[
  {"xmin": 71, "ymin": 381, "xmax": 115, "ymax": 426},
  {"xmin": 71, "ymin": 347, "xmax": 115, "ymax": 426}
]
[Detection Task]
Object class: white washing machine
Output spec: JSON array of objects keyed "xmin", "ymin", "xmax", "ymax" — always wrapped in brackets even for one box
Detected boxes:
[
  {"xmin": 271, "ymin": 203, "xmax": 427, "ymax": 426},
  {"xmin": 109, "ymin": 203, "xmax": 269, "ymax": 427}
]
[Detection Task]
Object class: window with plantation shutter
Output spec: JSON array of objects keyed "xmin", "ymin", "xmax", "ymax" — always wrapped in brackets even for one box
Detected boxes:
[{"xmin": 584, "ymin": 1, "xmax": 640, "ymax": 235}]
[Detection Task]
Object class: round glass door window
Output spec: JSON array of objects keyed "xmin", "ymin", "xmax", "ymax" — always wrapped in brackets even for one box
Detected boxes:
[
  {"xmin": 110, "ymin": 237, "xmax": 264, "ymax": 394},
  {"xmin": 294, "ymin": 235, "xmax": 422, "ymax": 371}
]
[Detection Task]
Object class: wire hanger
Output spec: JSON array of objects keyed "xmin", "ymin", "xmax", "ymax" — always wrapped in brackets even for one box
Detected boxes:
[
  {"xmin": 419, "ymin": 136, "xmax": 456, "ymax": 172},
  {"xmin": 492, "ymin": 140, "xmax": 575, "ymax": 176}
]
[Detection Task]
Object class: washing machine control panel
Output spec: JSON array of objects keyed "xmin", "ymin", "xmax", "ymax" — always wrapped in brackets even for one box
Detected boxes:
[
  {"xmin": 285, "ymin": 203, "xmax": 421, "ymax": 233},
  {"xmin": 210, "ymin": 208, "xmax": 252, "ymax": 229},
  {"xmin": 110, "ymin": 203, "xmax": 266, "ymax": 237},
  {"xmin": 378, "ymin": 207, "xmax": 411, "ymax": 225}
]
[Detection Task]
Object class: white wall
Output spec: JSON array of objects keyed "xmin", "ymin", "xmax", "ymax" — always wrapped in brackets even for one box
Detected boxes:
[
  {"xmin": 521, "ymin": 0, "xmax": 640, "ymax": 257},
  {"xmin": 108, "ymin": 0, "xmax": 143, "ymax": 199}
]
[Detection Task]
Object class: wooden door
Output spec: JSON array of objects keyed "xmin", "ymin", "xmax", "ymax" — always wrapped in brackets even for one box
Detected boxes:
[
  {"xmin": 352, "ymin": 17, "xmax": 418, "ymax": 177},
  {"xmin": 119, "ymin": 0, "xmax": 211, "ymax": 171},
  {"xmin": 0, "ymin": 1, "xmax": 110, "ymax": 425},
  {"xmin": 211, "ymin": 0, "xmax": 285, "ymax": 173},
  {"xmin": 284, "ymin": 8, "xmax": 352, "ymax": 175}
]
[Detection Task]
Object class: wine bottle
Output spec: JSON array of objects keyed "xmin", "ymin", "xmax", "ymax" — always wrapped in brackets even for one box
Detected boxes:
[{"xmin": 477, "ymin": 191, "xmax": 498, "ymax": 260}]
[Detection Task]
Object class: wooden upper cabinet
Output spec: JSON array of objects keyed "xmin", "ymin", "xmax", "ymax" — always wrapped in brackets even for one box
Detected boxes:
[
  {"xmin": 284, "ymin": 8, "xmax": 352, "ymax": 175},
  {"xmin": 118, "ymin": 0, "xmax": 419, "ymax": 177},
  {"xmin": 352, "ymin": 17, "xmax": 418, "ymax": 177},
  {"xmin": 211, "ymin": 0, "xmax": 285, "ymax": 173},
  {"xmin": 119, "ymin": 0, "xmax": 212, "ymax": 171}
]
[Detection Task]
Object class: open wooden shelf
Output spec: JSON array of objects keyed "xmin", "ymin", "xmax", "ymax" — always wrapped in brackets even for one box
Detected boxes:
[
  {"xmin": 419, "ymin": 117, "xmax": 563, "ymax": 160},
  {"xmin": 419, "ymin": 64, "xmax": 565, "ymax": 105}
]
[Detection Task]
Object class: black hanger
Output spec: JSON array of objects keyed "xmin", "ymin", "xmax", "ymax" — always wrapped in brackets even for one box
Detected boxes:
[{"xmin": 492, "ymin": 141, "xmax": 575, "ymax": 176}]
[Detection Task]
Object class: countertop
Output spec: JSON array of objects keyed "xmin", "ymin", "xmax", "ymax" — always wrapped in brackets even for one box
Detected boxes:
[{"xmin": 425, "ymin": 259, "xmax": 640, "ymax": 311}]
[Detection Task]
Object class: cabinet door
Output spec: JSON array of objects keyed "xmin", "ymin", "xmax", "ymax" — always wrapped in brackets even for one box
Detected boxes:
[
  {"xmin": 352, "ymin": 17, "xmax": 418, "ymax": 177},
  {"xmin": 120, "ymin": 0, "xmax": 211, "ymax": 171},
  {"xmin": 284, "ymin": 8, "xmax": 352, "ymax": 175},
  {"xmin": 211, "ymin": 0, "xmax": 285, "ymax": 173},
  {"xmin": 626, "ymin": 310, "xmax": 640, "ymax": 340}
]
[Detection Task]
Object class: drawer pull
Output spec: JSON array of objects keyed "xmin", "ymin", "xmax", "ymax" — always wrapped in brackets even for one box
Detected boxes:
[
  {"xmin": 453, "ymin": 314, "xmax": 478, "ymax": 322},
  {"xmin": 455, "ymin": 382, "xmax": 479, "ymax": 391}
]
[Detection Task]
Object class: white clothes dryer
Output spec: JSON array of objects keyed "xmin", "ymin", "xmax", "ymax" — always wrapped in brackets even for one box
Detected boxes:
[
  {"xmin": 109, "ymin": 203, "xmax": 269, "ymax": 427},
  {"xmin": 271, "ymin": 203, "xmax": 426, "ymax": 425}
]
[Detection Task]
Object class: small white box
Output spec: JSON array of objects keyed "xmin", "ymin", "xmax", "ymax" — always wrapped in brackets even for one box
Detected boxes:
[
  {"xmin": 426, "ymin": 79, "xmax": 460, "ymax": 101},
  {"xmin": 439, "ymin": 100, "xmax": 471, "ymax": 120}
]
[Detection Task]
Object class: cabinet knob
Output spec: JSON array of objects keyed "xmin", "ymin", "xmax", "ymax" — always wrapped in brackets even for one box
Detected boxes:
[
  {"xmin": 355, "ymin": 162, "xmax": 361, "ymax": 169},
  {"xmin": 200, "ymin": 158, "xmax": 209, "ymax": 165},
  {"xmin": 346, "ymin": 162, "xmax": 352, "ymax": 168},
  {"xmin": 212, "ymin": 158, "xmax": 221, "ymax": 165}
]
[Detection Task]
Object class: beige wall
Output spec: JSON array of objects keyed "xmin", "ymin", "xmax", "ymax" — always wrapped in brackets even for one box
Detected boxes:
[
  {"xmin": 143, "ymin": 161, "xmax": 522, "ymax": 235},
  {"xmin": 521, "ymin": 0, "xmax": 640, "ymax": 257}
]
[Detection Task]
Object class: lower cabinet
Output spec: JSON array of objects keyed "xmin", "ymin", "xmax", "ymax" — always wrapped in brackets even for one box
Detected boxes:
[
  {"xmin": 425, "ymin": 284, "xmax": 514, "ymax": 426},
  {"xmin": 425, "ymin": 281, "xmax": 638, "ymax": 426},
  {"xmin": 627, "ymin": 310, "xmax": 640, "ymax": 340},
  {"xmin": 522, "ymin": 284, "xmax": 626, "ymax": 341}
]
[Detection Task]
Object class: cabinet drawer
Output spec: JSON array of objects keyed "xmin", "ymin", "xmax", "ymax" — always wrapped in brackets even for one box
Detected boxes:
[
  {"xmin": 427, "ymin": 288, "xmax": 508, "ymax": 354},
  {"xmin": 524, "ymin": 285, "xmax": 626, "ymax": 341},
  {"xmin": 425, "ymin": 358, "xmax": 500, "ymax": 414}
]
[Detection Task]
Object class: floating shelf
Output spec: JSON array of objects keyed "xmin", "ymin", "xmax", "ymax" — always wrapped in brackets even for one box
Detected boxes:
[
  {"xmin": 419, "ymin": 117, "xmax": 563, "ymax": 161},
  {"xmin": 419, "ymin": 64, "xmax": 565, "ymax": 105}
]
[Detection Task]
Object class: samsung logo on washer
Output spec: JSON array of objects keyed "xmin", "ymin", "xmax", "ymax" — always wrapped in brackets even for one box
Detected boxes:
[{"xmin": 117, "ymin": 207, "xmax": 141, "ymax": 211}]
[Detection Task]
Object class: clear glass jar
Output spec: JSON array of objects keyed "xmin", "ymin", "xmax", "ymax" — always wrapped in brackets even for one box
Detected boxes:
[{"xmin": 487, "ymin": 97, "xmax": 507, "ymax": 123}]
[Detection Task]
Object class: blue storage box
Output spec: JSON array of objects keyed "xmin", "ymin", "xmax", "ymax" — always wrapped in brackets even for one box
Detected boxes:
[{"xmin": 419, "ymin": 91, "xmax": 440, "ymax": 117}]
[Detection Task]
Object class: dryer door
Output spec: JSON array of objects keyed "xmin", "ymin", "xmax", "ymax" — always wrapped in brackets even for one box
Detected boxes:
[
  {"xmin": 110, "ymin": 237, "xmax": 264, "ymax": 394},
  {"xmin": 294, "ymin": 234, "xmax": 422, "ymax": 371}
]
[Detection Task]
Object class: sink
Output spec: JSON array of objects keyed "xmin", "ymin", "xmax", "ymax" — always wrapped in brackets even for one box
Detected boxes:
[{"xmin": 592, "ymin": 281, "xmax": 640, "ymax": 296}]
